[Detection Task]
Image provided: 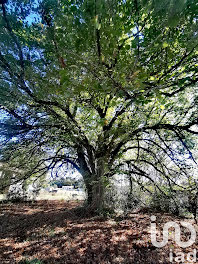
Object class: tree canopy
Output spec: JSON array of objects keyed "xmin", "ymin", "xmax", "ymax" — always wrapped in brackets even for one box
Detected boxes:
[{"xmin": 0, "ymin": 0, "xmax": 198, "ymax": 210}]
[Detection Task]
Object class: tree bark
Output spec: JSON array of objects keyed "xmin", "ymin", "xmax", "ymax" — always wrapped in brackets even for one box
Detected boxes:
[
  {"xmin": 84, "ymin": 175, "xmax": 105, "ymax": 211},
  {"xmin": 92, "ymin": 177, "xmax": 104, "ymax": 210},
  {"xmin": 77, "ymin": 145, "xmax": 108, "ymax": 212},
  {"xmin": 85, "ymin": 180, "xmax": 93, "ymax": 205}
]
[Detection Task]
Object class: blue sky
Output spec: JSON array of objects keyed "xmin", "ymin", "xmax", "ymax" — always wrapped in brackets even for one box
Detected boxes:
[{"xmin": 24, "ymin": 0, "xmax": 42, "ymax": 25}]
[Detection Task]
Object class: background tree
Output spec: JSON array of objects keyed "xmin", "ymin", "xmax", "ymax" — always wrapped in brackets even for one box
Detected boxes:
[{"xmin": 0, "ymin": 0, "xmax": 198, "ymax": 211}]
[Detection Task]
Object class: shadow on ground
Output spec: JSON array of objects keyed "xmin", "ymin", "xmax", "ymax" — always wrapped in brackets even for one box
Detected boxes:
[{"xmin": 0, "ymin": 201, "xmax": 180, "ymax": 263}]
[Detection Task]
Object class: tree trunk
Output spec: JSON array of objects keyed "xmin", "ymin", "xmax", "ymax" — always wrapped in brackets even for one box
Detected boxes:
[
  {"xmin": 84, "ymin": 158, "xmax": 106, "ymax": 212},
  {"xmin": 92, "ymin": 177, "xmax": 104, "ymax": 210},
  {"xmin": 85, "ymin": 176, "xmax": 105, "ymax": 211},
  {"xmin": 86, "ymin": 181, "xmax": 93, "ymax": 205},
  {"xmin": 78, "ymin": 145, "xmax": 107, "ymax": 212}
]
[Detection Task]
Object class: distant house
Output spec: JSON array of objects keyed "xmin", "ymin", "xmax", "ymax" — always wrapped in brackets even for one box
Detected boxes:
[{"xmin": 62, "ymin": 186, "xmax": 74, "ymax": 190}]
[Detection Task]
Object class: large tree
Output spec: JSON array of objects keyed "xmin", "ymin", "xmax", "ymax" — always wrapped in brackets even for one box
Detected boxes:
[{"xmin": 0, "ymin": 0, "xmax": 198, "ymax": 210}]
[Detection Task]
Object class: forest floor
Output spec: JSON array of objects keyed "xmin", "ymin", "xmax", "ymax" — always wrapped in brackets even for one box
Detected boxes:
[{"xmin": 0, "ymin": 200, "xmax": 198, "ymax": 264}]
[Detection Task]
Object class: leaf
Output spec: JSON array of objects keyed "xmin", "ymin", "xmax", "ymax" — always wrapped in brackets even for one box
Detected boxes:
[
  {"xmin": 160, "ymin": 105, "xmax": 165, "ymax": 110},
  {"xmin": 162, "ymin": 42, "xmax": 169, "ymax": 48}
]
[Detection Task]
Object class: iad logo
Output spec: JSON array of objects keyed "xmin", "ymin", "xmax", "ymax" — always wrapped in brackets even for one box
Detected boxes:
[{"xmin": 150, "ymin": 215, "xmax": 196, "ymax": 248}]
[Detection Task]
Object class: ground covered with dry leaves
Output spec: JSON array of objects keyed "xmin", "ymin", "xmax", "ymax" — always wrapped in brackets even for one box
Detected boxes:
[{"xmin": 0, "ymin": 200, "xmax": 198, "ymax": 264}]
